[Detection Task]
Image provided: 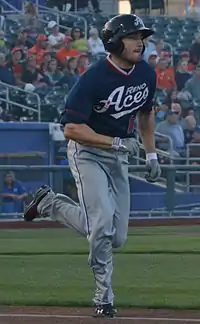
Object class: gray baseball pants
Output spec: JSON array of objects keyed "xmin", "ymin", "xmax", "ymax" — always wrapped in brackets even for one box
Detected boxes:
[{"xmin": 38, "ymin": 140, "xmax": 130, "ymax": 305}]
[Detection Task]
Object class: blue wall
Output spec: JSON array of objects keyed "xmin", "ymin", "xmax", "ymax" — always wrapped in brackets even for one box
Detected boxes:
[{"xmin": 0, "ymin": 122, "xmax": 53, "ymax": 192}]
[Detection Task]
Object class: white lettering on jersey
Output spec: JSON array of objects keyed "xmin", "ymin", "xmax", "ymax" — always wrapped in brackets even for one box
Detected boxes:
[{"xmin": 93, "ymin": 83, "xmax": 149, "ymax": 119}]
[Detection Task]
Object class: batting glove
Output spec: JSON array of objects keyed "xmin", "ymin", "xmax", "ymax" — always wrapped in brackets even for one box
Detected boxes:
[
  {"xmin": 145, "ymin": 153, "xmax": 161, "ymax": 183},
  {"xmin": 112, "ymin": 137, "xmax": 139, "ymax": 155}
]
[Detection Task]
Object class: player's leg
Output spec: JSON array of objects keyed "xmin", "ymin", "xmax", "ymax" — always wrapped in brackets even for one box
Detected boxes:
[
  {"xmin": 112, "ymin": 153, "xmax": 130, "ymax": 249},
  {"xmin": 67, "ymin": 141, "xmax": 116, "ymax": 314},
  {"xmin": 24, "ymin": 185, "xmax": 87, "ymax": 236}
]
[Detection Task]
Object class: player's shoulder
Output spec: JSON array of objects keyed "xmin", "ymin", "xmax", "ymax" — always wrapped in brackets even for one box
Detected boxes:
[
  {"xmin": 78, "ymin": 58, "xmax": 106, "ymax": 79},
  {"xmin": 136, "ymin": 59, "xmax": 156, "ymax": 80}
]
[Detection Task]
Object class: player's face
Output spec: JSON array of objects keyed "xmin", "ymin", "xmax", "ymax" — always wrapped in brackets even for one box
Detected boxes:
[{"xmin": 121, "ymin": 32, "xmax": 144, "ymax": 64}]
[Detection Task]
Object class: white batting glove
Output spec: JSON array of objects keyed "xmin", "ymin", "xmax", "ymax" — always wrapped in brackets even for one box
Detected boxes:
[
  {"xmin": 145, "ymin": 153, "xmax": 161, "ymax": 183},
  {"xmin": 112, "ymin": 137, "xmax": 139, "ymax": 154}
]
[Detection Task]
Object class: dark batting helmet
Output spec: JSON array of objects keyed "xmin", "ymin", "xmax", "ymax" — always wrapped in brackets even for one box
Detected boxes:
[{"xmin": 102, "ymin": 14, "xmax": 154, "ymax": 55}]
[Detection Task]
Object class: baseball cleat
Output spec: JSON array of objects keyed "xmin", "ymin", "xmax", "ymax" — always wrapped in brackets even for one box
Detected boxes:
[
  {"xmin": 93, "ymin": 303, "xmax": 117, "ymax": 318},
  {"xmin": 24, "ymin": 185, "xmax": 51, "ymax": 222}
]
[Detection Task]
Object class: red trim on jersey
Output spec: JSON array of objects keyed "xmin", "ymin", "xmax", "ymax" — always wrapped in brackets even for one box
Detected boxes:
[
  {"xmin": 65, "ymin": 108, "xmax": 88, "ymax": 120},
  {"xmin": 106, "ymin": 55, "xmax": 135, "ymax": 76}
]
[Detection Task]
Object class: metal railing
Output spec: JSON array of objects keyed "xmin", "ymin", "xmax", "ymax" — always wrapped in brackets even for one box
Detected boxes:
[
  {"xmin": 0, "ymin": 81, "xmax": 41, "ymax": 122},
  {"xmin": 0, "ymin": 164, "xmax": 199, "ymax": 219},
  {"xmin": 185, "ymin": 143, "xmax": 200, "ymax": 192},
  {"xmin": 38, "ymin": 4, "xmax": 88, "ymax": 39}
]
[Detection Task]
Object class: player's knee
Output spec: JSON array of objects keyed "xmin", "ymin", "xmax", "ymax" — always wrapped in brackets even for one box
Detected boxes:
[{"xmin": 112, "ymin": 234, "xmax": 127, "ymax": 248}]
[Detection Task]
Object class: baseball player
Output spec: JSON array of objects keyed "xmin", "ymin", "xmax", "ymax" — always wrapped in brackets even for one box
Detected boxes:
[{"xmin": 24, "ymin": 14, "xmax": 161, "ymax": 318}]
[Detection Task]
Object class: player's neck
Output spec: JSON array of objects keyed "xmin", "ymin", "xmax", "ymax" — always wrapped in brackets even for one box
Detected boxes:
[{"xmin": 109, "ymin": 54, "xmax": 134, "ymax": 70}]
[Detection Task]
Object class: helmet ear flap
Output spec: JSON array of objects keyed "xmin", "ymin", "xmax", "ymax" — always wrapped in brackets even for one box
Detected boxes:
[
  {"xmin": 141, "ymin": 42, "xmax": 145, "ymax": 55},
  {"xmin": 105, "ymin": 38, "xmax": 124, "ymax": 54}
]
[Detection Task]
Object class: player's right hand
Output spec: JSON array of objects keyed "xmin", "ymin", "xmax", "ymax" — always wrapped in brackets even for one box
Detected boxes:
[
  {"xmin": 112, "ymin": 137, "xmax": 139, "ymax": 154},
  {"xmin": 145, "ymin": 159, "xmax": 161, "ymax": 182}
]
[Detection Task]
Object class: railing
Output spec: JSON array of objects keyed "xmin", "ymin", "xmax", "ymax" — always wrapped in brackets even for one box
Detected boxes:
[
  {"xmin": 0, "ymin": 81, "xmax": 41, "ymax": 122},
  {"xmin": 0, "ymin": 164, "xmax": 199, "ymax": 220},
  {"xmin": 0, "ymin": 0, "xmax": 21, "ymax": 14},
  {"xmin": 38, "ymin": 4, "xmax": 88, "ymax": 39},
  {"xmin": 186, "ymin": 143, "xmax": 200, "ymax": 192}
]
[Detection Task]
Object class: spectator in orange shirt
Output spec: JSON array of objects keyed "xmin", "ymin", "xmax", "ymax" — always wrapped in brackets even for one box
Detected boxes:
[
  {"xmin": 56, "ymin": 36, "xmax": 80, "ymax": 64},
  {"xmin": 156, "ymin": 57, "xmax": 177, "ymax": 91},
  {"xmin": 27, "ymin": 34, "xmax": 48, "ymax": 67}
]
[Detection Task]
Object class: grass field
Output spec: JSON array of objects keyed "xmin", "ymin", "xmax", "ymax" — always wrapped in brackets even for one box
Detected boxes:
[{"xmin": 1, "ymin": 226, "xmax": 200, "ymax": 309}]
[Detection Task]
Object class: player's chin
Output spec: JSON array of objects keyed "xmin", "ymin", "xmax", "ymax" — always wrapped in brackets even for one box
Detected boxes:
[{"xmin": 131, "ymin": 52, "xmax": 142, "ymax": 62}]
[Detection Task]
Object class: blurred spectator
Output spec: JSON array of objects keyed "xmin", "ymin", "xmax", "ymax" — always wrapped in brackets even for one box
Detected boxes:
[
  {"xmin": 155, "ymin": 110, "xmax": 185, "ymax": 155},
  {"xmin": 175, "ymin": 59, "xmax": 192, "ymax": 91},
  {"xmin": 155, "ymin": 104, "xmax": 169, "ymax": 123},
  {"xmin": 179, "ymin": 52, "xmax": 194, "ymax": 72},
  {"xmin": 0, "ymin": 29, "xmax": 6, "ymax": 53},
  {"xmin": 28, "ymin": 34, "xmax": 48, "ymax": 67},
  {"xmin": 161, "ymin": 51, "xmax": 172, "ymax": 69},
  {"xmin": 91, "ymin": 0, "xmax": 101, "ymax": 13},
  {"xmin": 57, "ymin": 36, "xmax": 80, "ymax": 64},
  {"xmin": 148, "ymin": 51, "xmax": 158, "ymax": 69},
  {"xmin": 155, "ymin": 39, "xmax": 164, "ymax": 58},
  {"xmin": 0, "ymin": 53, "xmax": 15, "ymax": 85},
  {"xmin": 184, "ymin": 64, "xmax": 200, "ymax": 103},
  {"xmin": 21, "ymin": 55, "xmax": 44, "ymax": 85},
  {"xmin": 71, "ymin": 27, "xmax": 90, "ymax": 53},
  {"xmin": 64, "ymin": 57, "xmax": 79, "ymax": 84},
  {"xmin": 155, "ymin": 57, "xmax": 177, "ymax": 91},
  {"xmin": 21, "ymin": 2, "xmax": 37, "ymax": 29},
  {"xmin": 40, "ymin": 52, "xmax": 52, "ymax": 73},
  {"xmin": 43, "ymin": 57, "xmax": 64, "ymax": 85},
  {"xmin": 189, "ymin": 32, "xmax": 200, "ymax": 66},
  {"xmin": 12, "ymin": 27, "xmax": 30, "ymax": 53},
  {"xmin": 6, "ymin": 48, "xmax": 23, "ymax": 84},
  {"xmin": 184, "ymin": 115, "xmax": 197, "ymax": 144},
  {"xmin": 88, "ymin": 28, "xmax": 105, "ymax": 55},
  {"xmin": 1, "ymin": 171, "xmax": 28, "ymax": 215},
  {"xmin": 143, "ymin": 37, "xmax": 156, "ymax": 62},
  {"xmin": 76, "ymin": 54, "xmax": 89, "ymax": 75},
  {"xmin": 48, "ymin": 21, "xmax": 65, "ymax": 49}
]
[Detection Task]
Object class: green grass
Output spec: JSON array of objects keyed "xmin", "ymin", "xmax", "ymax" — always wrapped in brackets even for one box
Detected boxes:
[{"xmin": 1, "ymin": 226, "xmax": 200, "ymax": 308}]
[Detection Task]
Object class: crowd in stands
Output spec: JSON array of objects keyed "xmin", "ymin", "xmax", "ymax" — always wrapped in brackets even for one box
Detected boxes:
[
  {"xmin": 0, "ymin": 3, "xmax": 200, "ymax": 164},
  {"xmin": 141, "ymin": 32, "xmax": 200, "ymax": 170}
]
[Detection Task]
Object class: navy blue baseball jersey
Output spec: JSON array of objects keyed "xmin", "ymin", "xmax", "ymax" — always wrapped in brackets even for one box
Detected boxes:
[{"xmin": 61, "ymin": 55, "xmax": 156, "ymax": 138}]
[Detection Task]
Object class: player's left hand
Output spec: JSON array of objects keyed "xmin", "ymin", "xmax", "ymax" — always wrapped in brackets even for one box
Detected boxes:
[{"xmin": 145, "ymin": 159, "xmax": 161, "ymax": 183}]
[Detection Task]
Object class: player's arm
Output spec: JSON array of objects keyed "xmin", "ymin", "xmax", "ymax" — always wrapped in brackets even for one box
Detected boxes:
[
  {"xmin": 137, "ymin": 108, "xmax": 156, "ymax": 154},
  {"xmin": 61, "ymin": 69, "xmax": 114, "ymax": 149},
  {"xmin": 137, "ymin": 68, "xmax": 157, "ymax": 158},
  {"xmin": 64, "ymin": 123, "xmax": 113, "ymax": 148}
]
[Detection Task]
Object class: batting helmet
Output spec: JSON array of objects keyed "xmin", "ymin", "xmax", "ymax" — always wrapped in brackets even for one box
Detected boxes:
[{"xmin": 102, "ymin": 14, "xmax": 154, "ymax": 54}]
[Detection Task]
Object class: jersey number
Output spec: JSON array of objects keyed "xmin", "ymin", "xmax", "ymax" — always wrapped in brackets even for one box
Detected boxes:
[{"xmin": 127, "ymin": 115, "xmax": 135, "ymax": 134}]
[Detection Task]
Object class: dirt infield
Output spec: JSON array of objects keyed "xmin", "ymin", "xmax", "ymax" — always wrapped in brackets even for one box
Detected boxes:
[
  {"xmin": 0, "ymin": 307, "xmax": 200, "ymax": 324},
  {"xmin": 1, "ymin": 217, "xmax": 200, "ymax": 229}
]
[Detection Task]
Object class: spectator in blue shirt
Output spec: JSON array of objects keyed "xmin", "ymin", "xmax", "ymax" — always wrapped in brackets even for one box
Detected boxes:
[{"xmin": 1, "ymin": 171, "xmax": 28, "ymax": 215}]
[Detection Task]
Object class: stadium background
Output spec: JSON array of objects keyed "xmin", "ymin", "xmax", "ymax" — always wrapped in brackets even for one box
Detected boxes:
[
  {"xmin": 0, "ymin": 0, "xmax": 200, "ymax": 219},
  {"xmin": 0, "ymin": 1, "xmax": 200, "ymax": 320}
]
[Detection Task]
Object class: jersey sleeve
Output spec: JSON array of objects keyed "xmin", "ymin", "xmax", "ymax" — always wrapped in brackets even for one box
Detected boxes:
[
  {"xmin": 60, "ymin": 69, "xmax": 97, "ymax": 125},
  {"xmin": 140, "ymin": 68, "xmax": 156, "ymax": 113}
]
